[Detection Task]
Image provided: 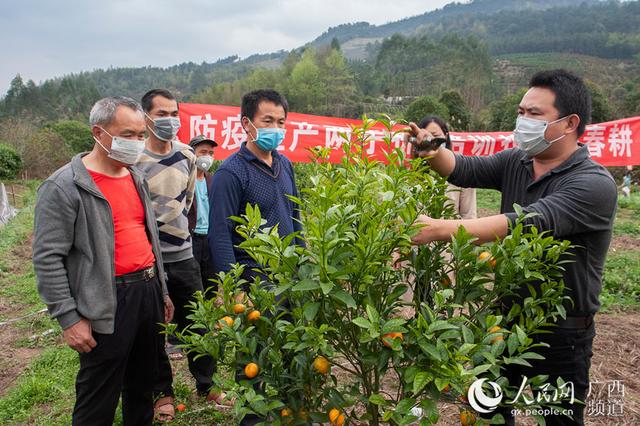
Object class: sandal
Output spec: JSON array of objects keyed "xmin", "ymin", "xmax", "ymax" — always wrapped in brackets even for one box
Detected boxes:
[
  {"xmin": 206, "ymin": 391, "xmax": 235, "ymax": 410},
  {"xmin": 154, "ymin": 396, "xmax": 175, "ymax": 423},
  {"xmin": 166, "ymin": 343, "xmax": 184, "ymax": 360}
]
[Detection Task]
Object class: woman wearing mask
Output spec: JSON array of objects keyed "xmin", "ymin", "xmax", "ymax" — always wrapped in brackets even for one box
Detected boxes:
[{"xmin": 416, "ymin": 115, "xmax": 477, "ymax": 219}]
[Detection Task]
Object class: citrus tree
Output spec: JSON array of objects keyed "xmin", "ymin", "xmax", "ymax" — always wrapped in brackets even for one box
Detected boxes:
[{"xmin": 177, "ymin": 117, "xmax": 571, "ymax": 425}]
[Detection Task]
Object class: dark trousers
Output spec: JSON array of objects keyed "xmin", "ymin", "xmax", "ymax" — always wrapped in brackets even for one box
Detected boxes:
[
  {"xmin": 156, "ymin": 257, "xmax": 215, "ymax": 396},
  {"xmin": 72, "ymin": 275, "xmax": 164, "ymax": 426},
  {"xmin": 490, "ymin": 323, "xmax": 595, "ymax": 425},
  {"xmin": 192, "ymin": 234, "xmax": 216, "ymax": 293}
]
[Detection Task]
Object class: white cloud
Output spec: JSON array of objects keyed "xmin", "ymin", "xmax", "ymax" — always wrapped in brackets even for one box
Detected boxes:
[{"xmin": 0, "ymin": 0, "xmax": 451, "ymax": 95}]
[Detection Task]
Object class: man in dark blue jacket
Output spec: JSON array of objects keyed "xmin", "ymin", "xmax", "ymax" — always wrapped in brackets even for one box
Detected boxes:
[
  {"xmin": 208, "ymin": 89, "xmax": 301, "ymax": 426},
  {"xmin": 208, "ymin": 89, "xmax": 302, "ymax": 279}
]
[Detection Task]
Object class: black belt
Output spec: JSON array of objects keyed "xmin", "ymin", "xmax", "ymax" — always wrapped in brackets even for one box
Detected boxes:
[
  {"xmin": 115, "ymin": 265, "xmax": 157, "ymax": 285},
  {"xmin": 555, "ymin": 315, "xmax": 593, "ymax": 329}
]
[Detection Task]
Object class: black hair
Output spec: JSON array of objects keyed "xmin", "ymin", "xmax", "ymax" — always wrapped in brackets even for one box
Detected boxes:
[
  {"xmin": 529, "ymin": 69, "xmax": 591, "ymax": 137},
  {"xmin": 141, "ymin": 89, "xmax": 177, "ymax": 113},
  {"xmin": 241, "ymin": 89, "xmax": 289, "ymax": 121},
  {"xmin": 418, "ymin": 115, "xmax": 451, "ymax": 149}
]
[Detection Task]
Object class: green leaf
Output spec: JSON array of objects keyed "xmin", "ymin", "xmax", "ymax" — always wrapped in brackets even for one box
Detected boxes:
[
  {"xmin": 352, "ymin": 317, "xmax": 372, "ymax": 329},
  {"xmin": 303, "ymin": 302, "xmax": 320, "ymax": 321},
  {"xmin": 366, "ymin": 304, "xmax": 380, "ymax": 325},
  {"xmin": 292, "ymin": 279, "xmax": 320, "ymax": 291},
  {"xmin": 332, "ymin": 290, "xmax": 357, "ymax": 308},
  {"xmin": 413, "ymin": 372, "xmax": 431, "ymax": 395},
  {"xmin": 369, "ymin": 393, "xmax": 387, "ymax": 406},
  {"xmin": 427, "ymin": 320, "xmax": 458, "ymax": 334},
  {"xmin": 471, "ymin": 364, "xmax": 491, "ymax": 376},
  {"xmin": 461, "ymin": 324, "xmax": 474, "ymax": 344},
  {"xmin": 419, "ymin": 341, "xmax": 441, "ymax": 361},
  {"xmin": 515, "ymin": 325, "xmax": 527, "ymax": 345},
  {"xmin": 320, "ymin": 280, "xmax": 334, "ymax": 295},
  {"xmin": 381, "ymin": 318, "xmax": 406, "ymax": 334}
]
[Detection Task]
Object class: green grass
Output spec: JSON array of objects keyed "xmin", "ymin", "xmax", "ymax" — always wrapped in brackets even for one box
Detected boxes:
[
  {"xmin": 0, "ymin": 347, "xmax": 77, "ymax": 425},
  {"xmin": 476, "ymin": 188, "xmax": 501, "ymax": 215},
  {"xmin": 601, "ymin": 250, "xmax": 640, "ymax": 311}
]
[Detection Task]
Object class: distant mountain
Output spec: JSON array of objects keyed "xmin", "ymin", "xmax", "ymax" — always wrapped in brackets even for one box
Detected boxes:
[
  {"xmin": 2, "ymin": 0, "xmax": 638, "ymax": 121},
  {"xmin": 310, "ymin": 0, "xmax": 636, "ymax": 60}
]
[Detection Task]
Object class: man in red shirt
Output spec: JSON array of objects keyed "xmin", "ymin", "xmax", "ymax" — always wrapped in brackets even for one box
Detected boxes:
[{"xmin": 33, "ymin": 96, "xmax": 174, "ymax": 425}]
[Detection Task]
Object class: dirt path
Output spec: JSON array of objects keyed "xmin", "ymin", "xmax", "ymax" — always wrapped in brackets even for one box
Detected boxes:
[{"xmin": 0, "ymin": 233, "xmax": 44, "ymax": 397}]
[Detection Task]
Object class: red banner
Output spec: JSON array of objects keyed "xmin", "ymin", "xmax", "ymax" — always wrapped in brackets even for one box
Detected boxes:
[{"xmin": 177, "ymin": 103, "xmax": 640, "ymax": 167}]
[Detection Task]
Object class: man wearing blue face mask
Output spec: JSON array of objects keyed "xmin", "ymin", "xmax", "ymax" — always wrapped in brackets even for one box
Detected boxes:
[
  {"xmin": 406, "ymin": 69, "xmax": 617, "ymax": 425},
  {"xmin": 209, "ymin": 89, "xmax": 302, "ymax": 277},
  {"xmin": 136, "ymin": 89, "xmax": 215, "ymax": 421},
  {"xmin": 209, "ymin": 89, "xmax": 302, "ymax": 426}
]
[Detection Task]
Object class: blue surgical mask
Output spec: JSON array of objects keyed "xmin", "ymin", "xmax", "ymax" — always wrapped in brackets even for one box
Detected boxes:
[{"xmin": 247, "ymin": 119, "xmax": 286, "ymax": 151}]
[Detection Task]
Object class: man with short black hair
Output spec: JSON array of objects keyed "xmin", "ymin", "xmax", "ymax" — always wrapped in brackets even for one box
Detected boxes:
[
  {"xmin": 33, "ymin": 96, "xmax": 174, "ymax": 425},
  {"xmin": 136, "ymin": 89, "xmax": 215, "ymax": 420},
  {"xmin": 407, "ymin": 69, "xmax": 617, "ymax": 425},
  {"xmin": 208, "ymin": 89, "xmax": 302, "ymax": 426},
  {"xmin": 209, "ymin": 89, "xmax": 302, "ymax": 277}
]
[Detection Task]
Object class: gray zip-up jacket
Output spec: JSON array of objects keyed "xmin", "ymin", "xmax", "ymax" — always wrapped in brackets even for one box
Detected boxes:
[{"xmin": 33, "ymin": 153, "xmax": 168, "ymax": 334}]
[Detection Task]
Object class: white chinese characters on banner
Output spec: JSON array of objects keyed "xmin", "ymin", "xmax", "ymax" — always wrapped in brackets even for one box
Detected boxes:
[
  {"xmin": 449, "ymin": 134, "xmax": 467, "ymax": 155},
  {"xmin": 190, "ymin": 114, "xmax": 217, "ymax": 140},
  {"xmin": 289, "ymin": 122, "xmax": 320, "ymax": 152},
  {"xmin": 325, "ymin": 126, "xmax": 352, "ymax": 150},
  {"xmin": 608, "ymin": 124, "xmax": 633, "ymax": 158},
  {"xmin": 470, "ymin": 135, "xmax": 497, "ymax": 156},
  {"xmin": 365, "ymin": 130, "xmax": 385, "ymax": 155},
  {"xmin": 498, "ymin": 134, "xmax": 516, "ymax": 150},
  {"xmin": 221, "ymin": 115, "xmax": 245, "ymax": 150},
  {"xmin": 583, "ymin": 125, "xmax": 607, "ymax": 158}
]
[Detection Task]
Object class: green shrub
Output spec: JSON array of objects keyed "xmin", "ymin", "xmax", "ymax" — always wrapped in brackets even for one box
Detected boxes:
[{"xmin": 0, "ymin": 144, "xmax": 22, "ymax": 180}]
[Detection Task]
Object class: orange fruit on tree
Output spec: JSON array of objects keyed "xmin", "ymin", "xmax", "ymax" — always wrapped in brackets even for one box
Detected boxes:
[
  {"xmin": 382, "ymin": 332, "xmax": 403, "ymax": 347},
  {"xmin": 176, "ymin": 403, "xmax": 186, "ymax": 412},
  {"xmin": 335, "ymin": 414, "xmax": 345, "ymax": 426},
  {"xmin": 328, "ymin": 408, "xmax": 340, "ymax": 423},
  {"xmin": 281, "ymin": 408, "xmax": 293, "ymax": 417},
  {"xmin": 218, "ymin": 315, "xmax": 234, "ymax": 328},
  {"xmin": 247, "ymin": 310, "xmax": 261, "ymax": 322},
  {"xmin": 313, "ymin": 355, "xmax": 330, "ymax": 374},
  {"xmin": 478, "ymin": 251, "xmax": 497, "ymax": 268},
  {"xmin": 441, "ymin": 276, "xmax": 452, "ymax": 288},
  {"xmin": 233, "ymin": 303, "xmax": 246, "ymax": 314},
  {"xmin": 460, "ymin": 409, "xmax": 476, "ymax": 426},
  {"xmin": 489, "ymin": 325, "xmax": 504, "ymax": 344},
  {"xmin": 244, "ymin": 362, "xmax": 259, "ymax": 379}
]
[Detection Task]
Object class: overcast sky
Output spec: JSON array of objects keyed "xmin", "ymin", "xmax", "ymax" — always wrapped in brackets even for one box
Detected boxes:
[{"xmin": 0, "ymin": 0, "xmax": 453, "ymax": 96}]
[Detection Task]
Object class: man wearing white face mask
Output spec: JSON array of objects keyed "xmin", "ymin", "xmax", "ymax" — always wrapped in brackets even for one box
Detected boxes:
[
  {"xmin": 33, "ymin": 97, "xmax": 174, "ymax": 425},
  {"xmin": 406, "ymin": 70, "xmax": 617, "ymax": 425},
  {"xmin": 136, "ymin": 89, "xmax": 215, "ymax": 421},
  {"xmin": 186, "ymin": 135, "xmax": 217, "ymax": 293}
]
